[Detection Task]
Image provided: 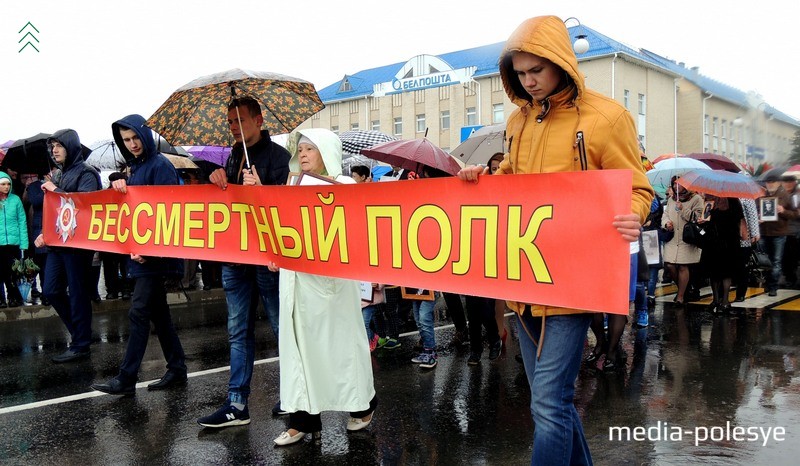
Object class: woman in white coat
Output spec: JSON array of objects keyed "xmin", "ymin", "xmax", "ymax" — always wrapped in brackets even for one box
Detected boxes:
[{"xmin": 271, "ymin": 128, "xmax": 378, "ymax": 446}]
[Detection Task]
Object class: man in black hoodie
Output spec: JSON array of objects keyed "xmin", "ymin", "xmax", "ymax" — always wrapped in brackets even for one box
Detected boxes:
[
  {"xmin": 34, "ymin": 129, "xmax": 101, "ymax": 363},
  {"xmin": 198, "ymin": 97, "xmax": 290, "ymax": 428}
]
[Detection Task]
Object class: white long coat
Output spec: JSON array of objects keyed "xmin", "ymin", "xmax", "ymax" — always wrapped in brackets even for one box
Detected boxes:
[{"xmin": 279, "ymin": 129, "xmax": 375, "ymax": 414}]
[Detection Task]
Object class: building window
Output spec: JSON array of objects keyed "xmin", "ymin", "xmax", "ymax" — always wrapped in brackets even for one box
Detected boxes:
[
  {"xmin": 439, "ymin": 86, "xmax": 450, "ymax": 100},
  {"xmin": 466, "ymin": 107, "xmax": 477, "ymax": 126},
  {"xmin": 392, "ymin": 94, "xmax": 402, "ymax": 107},
  {"xmin": 349, "ymin": 100, "xmax": 359, "ymax": 114},
  {"xmin": 371, "ymin": 120, "xmax": 380, "ymax": 131},
  {"xmin": 311, "ymin": 112, "xmax": 320, "ymax": 120},
  {"xmin": 416, "ymin": 114, "xmax": 426, "ymax": 133},
  {"xmin": 330, "ymin": 103, "xmax": 339, "ymax": 116},
  {"xmin": 338, "ymin": 77, "xmax": 351, "ymax": 92},
  {"xmin": 415, "ymin": 90, "xmax": 425, "ymax": 104},
  {"xmin": 712, "ymin": 117, "xmax": 719, "ymax": 152},
  {"xmin": 351, "ymin": 122, "xmax": 359, "ymax": 131},
  {"xmin": 441, "ymin": 110, "xmax": 450, "ymax": 130},
  {"xmin": 624, "ymin": 90, "xmax": 630, "ymax": 110},
  {"xmin": 492, "ymin": 103, "xmax": 504, "ymax": 124},
  {"xmin": 331, "ymin": 125, "xmax": 339, "ymax": 135},
  {"xmin": 637, "ymin": 94, "xmax": 646, "ymax": 115},
  {"xmin": 491, "ymin": 76, "xmax": 503, "ymax": 92},
  {"xmin": 393, "ymin": 117, "xmax": 402, "ymax": 136}
]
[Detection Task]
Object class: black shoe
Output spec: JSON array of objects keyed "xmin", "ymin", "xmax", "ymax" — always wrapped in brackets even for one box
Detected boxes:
[
  {"xmin": 51, "ymin": 348, "xmax": 90, "ymax": 363},
  {"xmin": 488, "ymin": 339, "xmax": 503, "ymax": 360},
  {"xmin": 31, "ymin": 289, "xmax": 41, "ymax": 298},
  {"xmin": 41, "ymin": 297, "xmax": 49, "ymax": 306},
  {"xmin": 0, "ymin": 300, "xmax": 7, "ymax": 308},
  {"xmin": 105, "ymin": 292, "xmax": 118, "ymax": 300},
  {"xmin": 584, "ymin": 342, "xmax": 607, "ymax": 364},
  {"xmin": 121, "ymin": 291, "xmax": 131, "ymax": 300},
  {"xmin": 202, "ymin": 285, "xmax": 212, "ymax": 291},
  {"xmin": 91, "ymin": 377, "xmax": 136, "ymax": 396},
  {"xmin": 147, "ymin": 371, "xmax": 187, "ymax": 391},
  {"xmin": 7, "ymin": 299, "xmax": 22, "ymax": 308},
  {"xmin": 603, "ymin": 353, "xmax": 622, "ymax": 372},
  {"xmin": 514, "ymin": 353, "xmax": 524, "ymax": 364},
  {"xmin": 467, "ymin": 352, "xmax": 481, "ymax": 365},
  {"xmin": 734, "ymin": 296, "xmax": 745, "ymax": 302},
  {"xmin": 272, "ymin": 401, "xmax": 289, "ymax": 416},
  {"xmin": 647, "ymin": 296, "xmax": 656, "ymax": 307},
  {"xmin": 768, "ymin": 289, "xmax": 778, "ymax": 297}
]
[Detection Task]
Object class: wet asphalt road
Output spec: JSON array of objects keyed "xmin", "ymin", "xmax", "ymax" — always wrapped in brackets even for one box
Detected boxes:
[{"xmin": 1, "ymin": 289, "xmax": 800, "ymax": 465}]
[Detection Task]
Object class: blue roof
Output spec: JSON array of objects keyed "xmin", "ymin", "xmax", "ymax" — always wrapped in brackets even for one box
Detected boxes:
[{"xmin": 317, "ymin": 25, "xmax": 799, "ymax": 126}]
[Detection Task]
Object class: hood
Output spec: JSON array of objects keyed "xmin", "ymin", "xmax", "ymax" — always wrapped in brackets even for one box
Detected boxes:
[
  {"xmin": 0, "ymin": 171, "xmax": 11, "ymax": 183},
  {"xmin": 47, "ymin": 129, "xmax": 84, "ymax": 170},
  {"xmin": 112, "ymin": 114, "xmax": 157, "ymax": 164},
  {"xmin": 286, "ymin": 128, "xmax": 343, "ymax": 178},
  {"xmin": 499, "ymin": 15, "xmax": 585, "ymax": 108}
]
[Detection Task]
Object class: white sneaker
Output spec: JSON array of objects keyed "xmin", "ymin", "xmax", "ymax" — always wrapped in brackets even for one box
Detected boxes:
[{"xmin": 346, "ymin": 412, "xmax": 375, "ymax": 431}]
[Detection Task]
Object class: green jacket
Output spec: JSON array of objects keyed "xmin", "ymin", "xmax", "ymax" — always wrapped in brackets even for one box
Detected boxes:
[{"xmin": 0, "ymin": 172, "xmax": 29, "ymax": 250}]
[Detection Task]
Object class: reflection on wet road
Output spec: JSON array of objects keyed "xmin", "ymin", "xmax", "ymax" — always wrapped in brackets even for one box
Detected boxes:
[{"xmin": 1, "ymin": 285, "xmax": 799, "ymax": 464}]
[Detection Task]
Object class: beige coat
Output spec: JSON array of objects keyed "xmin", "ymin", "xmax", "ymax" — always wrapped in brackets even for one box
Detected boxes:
[{"xmin": 662, "ymin": 194, "xmax": 704, "ymax": 264}]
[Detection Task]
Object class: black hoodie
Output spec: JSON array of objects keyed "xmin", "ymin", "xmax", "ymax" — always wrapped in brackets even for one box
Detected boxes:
[{"xmin": 46, "ymin": 129, "xmax": 101, "ymax": 194}]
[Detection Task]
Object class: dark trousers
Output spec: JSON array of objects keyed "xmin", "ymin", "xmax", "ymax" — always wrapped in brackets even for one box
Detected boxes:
[
  {"xmin": 375, "ymin": 288, "xmax": 402, "ymax": 339},
  {"xmin": 118, "ymin": 275, "xmax": 186, "ymax": 384},
  {"xmin": 102, "ymin": 252, "xmax": 129, "ymax": 295},
  {"xmin": 44, "ymin": 249, "xmax": 94, "ymax": 351},
  {"xmin": 288, "ymin": 395, "xmax": 378, "ymax": 433},
  {"xmin": 466, "ymin": 295, "xmax": 499, "ymax": 350},
  {"xmin": 735, "ymin": 245, "xmax": 752, "ymax": 298},
  {"xmin": 442, "ymin": 292, "xmax": 469, "ymax": 333},
  {"xmin": 784, "ymin": 234, "xmax": 800, "ymax": 285},
  {"xmin": 0, "ymin": 245, "xmax": 22, "ymax": 303}
]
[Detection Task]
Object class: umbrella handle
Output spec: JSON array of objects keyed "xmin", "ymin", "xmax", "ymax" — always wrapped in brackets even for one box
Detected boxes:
[
  {"xmin": 234, "ymin": 105, "xmax": 251, "ymax": 169},
  {"xmin": 230, "ymin": 84, "xmax": 251, "ymax": 169}
]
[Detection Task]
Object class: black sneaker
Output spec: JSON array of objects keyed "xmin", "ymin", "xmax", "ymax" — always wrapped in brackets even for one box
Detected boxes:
[
  {"xmin": 488, "ymin": 340, "xmax": 503, "ymax": 360},
  {"xmin": 197, "ymin": 403, "xmax": 250, "ymax": 428},
  {"xmin": 271, "ymin": 401, "xmax": 289, "ymax": 416},
  {"xmin": 467, "ymin": 352, "xmax": 481, "ymax": 365}
]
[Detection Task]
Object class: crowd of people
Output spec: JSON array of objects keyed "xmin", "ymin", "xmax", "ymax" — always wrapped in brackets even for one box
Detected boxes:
[{"xmin": 8, "ymin": 14, "xmax": 791, "ymax": 465}]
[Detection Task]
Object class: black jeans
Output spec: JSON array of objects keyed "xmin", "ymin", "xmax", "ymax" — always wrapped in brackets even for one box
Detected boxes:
[
  {"xmin": 118, "ymin": 276, "xmax": 186, "ymax": 384},
  {"xmin": 466, "ymin": 295, "xmax": 499, "ymax": 350},
  {"xmin": 442, "ymin": 292, "xmax": 469, "ymax": 333},
  {"xmin": 288, "ymin": 395, "xmax": 378, "ymax": 433},
  {"xmin": 0, "ymin": 245, "xmax": 22, "ymax": 303}
]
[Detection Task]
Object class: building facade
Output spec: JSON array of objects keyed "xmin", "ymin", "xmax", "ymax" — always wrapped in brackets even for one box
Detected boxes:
[{"xmin": 299, "ymin": 24, "xmax": 799, "ymax": 167}]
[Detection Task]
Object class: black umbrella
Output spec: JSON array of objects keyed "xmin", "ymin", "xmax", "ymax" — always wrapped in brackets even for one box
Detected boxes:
[{"xmin": 2, "ymin": 133, "xmax": 91, "ymax": 175}]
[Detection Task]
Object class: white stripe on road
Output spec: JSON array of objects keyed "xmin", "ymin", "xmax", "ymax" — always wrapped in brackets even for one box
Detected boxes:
[{"xmin": 0, "ymin": 313, "xmax": 509, "ymax": 416}]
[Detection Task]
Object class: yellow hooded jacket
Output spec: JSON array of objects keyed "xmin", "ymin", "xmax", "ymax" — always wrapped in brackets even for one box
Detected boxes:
[{"xmin": 497, "ymin": 16, "xmax": 654, "ymax": 318}]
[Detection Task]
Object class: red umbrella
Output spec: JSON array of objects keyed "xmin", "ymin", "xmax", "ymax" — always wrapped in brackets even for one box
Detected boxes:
[
  {"xmin": 651, "ymin": 153, "xmax": 683, "ymax": 164},
  {"xmin": 361, "ymin": 138, "xmax": 462, "ymax": 176},
  {"xmin": 683, "ymin": 153, "xmax": 740, "ymax": 172},
  {"xmin": 676, "ymin": 169, "xmax": 764, "ymax": 199}
]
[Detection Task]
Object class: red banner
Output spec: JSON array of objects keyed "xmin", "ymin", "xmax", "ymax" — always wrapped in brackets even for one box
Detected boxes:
[{"xmin": 43, "ymin": 170, "xmax": 633, "ymax": 314}]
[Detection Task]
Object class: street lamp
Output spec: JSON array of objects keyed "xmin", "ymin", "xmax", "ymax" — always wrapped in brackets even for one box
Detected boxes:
[{"xmin": 563, "ymin": 17, "xmax": 590, "ymax": 54}]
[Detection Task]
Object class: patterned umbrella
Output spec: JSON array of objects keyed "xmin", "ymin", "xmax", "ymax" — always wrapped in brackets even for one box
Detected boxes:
[
  {"xmin": 338, "ymin": 130, "xmax": 396, "ymax": 157},
  {"xmin": 164, "ymin": 154, "xmax": 199, "ymax": 170},
  {"xmin": 361, "ymin": 138, "xmax": 462, "ymax": 176},
  {"xmin": 146, "ymin": 69, "xmax": 324, "ymax": 147},
  {"xmin": 676, "ymin": 169, "xmax": 764, "ymax": 199}
]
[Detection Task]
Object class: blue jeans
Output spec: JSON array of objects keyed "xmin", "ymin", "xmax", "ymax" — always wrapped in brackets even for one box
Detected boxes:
[
  {"xmin": 222, "ymin": 264, "xmax": 279, "ymax": 405},
  {"xmin": 647, "ymin": 266, "xmax": 660, "ymax": 297},
  {"xmin": 412, "ymin": 293, "xmax": 439, "ymax": 350},
  {"xmin": 362, "ymin": 304, "xmax": 377, "ymax": 340},
  {"xmin": 759, "ymin": 236, "xmax": 786, "ymax": 290},
  {"xmin": 517, "ymin": 312, "xmax": 593, "ymax": 466},
  {"xmin": 44, "ymin": 249, "xmax": 94, "ymax": 351}
]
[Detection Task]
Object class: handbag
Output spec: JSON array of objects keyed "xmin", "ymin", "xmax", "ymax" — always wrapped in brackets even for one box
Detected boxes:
[
  {"xmin": 682, "ymin": 213, "xmax": 711, "ymax": 248},
  {"xmin": 748, "ymin": 246, "xmax": 773, "ymax": 271},
  {"xmin": 658, "ymin": 227, "xmax": 674, "ymax": 243}
]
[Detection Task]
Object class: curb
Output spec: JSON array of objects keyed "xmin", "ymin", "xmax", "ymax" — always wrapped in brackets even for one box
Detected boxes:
[{"xmin": 0, "ymin": 288, "xmax": 227, "ymax": 322}]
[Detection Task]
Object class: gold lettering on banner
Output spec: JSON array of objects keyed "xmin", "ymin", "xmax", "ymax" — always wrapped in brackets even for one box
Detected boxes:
[
  {"xmin": 408, "ymin": 205, "xmax": 451, "ymax": 273},
  {"xmin": 270, "ymin": 207, "xmax": 302, "ymax": 258},
  {"xmin": 366, "ymin": 206, "xmax": 402, "ymax": 268},
  {"xmin": 507, "ymin": 205, "xmax": 553, "ymax": 282},
  {"xmin": 132, "ymin": 203, "xmax": 153, "ymax": 244},
  {"xmin": 315, "ymin": 203, "xmax": 348, "ymax": 263},
  {"xmin": 207, "ymin": 203, "xmax": 231, "ymax": 249},
  {"xmin": 453, "ymin": 206, "xmax": 499, "ymax": 277},
  {"xmin": 249, "ymin": 205, "xmax": 276, "ymax": 253},
  {"xmin": 183, "ymin": 203, "xmax": 204, "ymax": 248},
  {"xmin": 231, "ymin": 203, "xmax": 251, "ymax": 251},
  {"xmin": 155, "ymin": 203, "xmax": 180, "ymax": 246}
]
